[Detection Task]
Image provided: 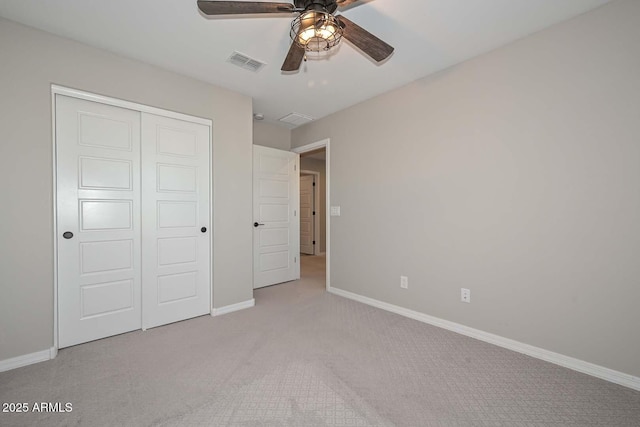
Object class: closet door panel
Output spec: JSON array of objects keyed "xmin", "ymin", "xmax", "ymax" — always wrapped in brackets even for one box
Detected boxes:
[
  {"xmin": 141, "ymin": 113, "xmax": 211, "ymax": 329},
  {"xmin": 56, "ymin": 95, "xmax": 142, "ymax": 348}
]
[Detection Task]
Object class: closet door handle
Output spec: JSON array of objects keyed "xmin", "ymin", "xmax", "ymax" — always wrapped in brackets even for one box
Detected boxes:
[
  {"xmin": 254, "ymin": 222, "xmax": 264, "ymax": 227},
  {"xmin": 201, "ymin": 227, "xmax": 207, "ymax": 233},
  {"xmin": 63, "ymin": 231, "xmax": 74, "ymax": 239}
]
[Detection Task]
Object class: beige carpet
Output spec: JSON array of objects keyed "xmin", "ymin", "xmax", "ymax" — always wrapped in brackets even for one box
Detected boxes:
[{"xmin": 1, "ymin": 254, "xmax": 639, "ymax": 426}]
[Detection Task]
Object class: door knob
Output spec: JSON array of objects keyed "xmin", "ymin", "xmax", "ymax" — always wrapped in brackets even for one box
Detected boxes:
[
  {"xmin": 201, "ymin": 227, "xmax": 207, "ymax": 233},
  {"xmin": 254, "ymin": 222, "xmax": 264, "ymax": 227},
  {"xmin": 63, "ymin": 231, "xmax": 74, "ymax": 239}
]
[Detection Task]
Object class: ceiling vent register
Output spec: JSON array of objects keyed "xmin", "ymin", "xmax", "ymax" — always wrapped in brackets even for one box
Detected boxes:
[
  {"xmin": 279, "ymin": 112, "xmax": 314, "ymax": 126},
  {"xmin": 227, "ymin": 51, "xmax": 266, "ymax": 72}
]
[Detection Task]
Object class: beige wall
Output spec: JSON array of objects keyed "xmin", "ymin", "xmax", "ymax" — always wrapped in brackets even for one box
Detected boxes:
[
  {"xmin": 292, "ymin": 0, "xmax": 640, "ymax": 377},
  {"xmin": 300, "ymin": 157, "xmax": 326, "ymax": 253},
  {"xmin": 253, "ymin": 121, "xmax": 291, "ymax": 150},
  {"xmin": 0, "ymin": 18, "xmax": 254, "ymax": 361}
]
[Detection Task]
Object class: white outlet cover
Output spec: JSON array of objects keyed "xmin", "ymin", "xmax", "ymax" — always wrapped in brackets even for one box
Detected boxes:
[
  {"xmin": 400, "ymin": 276, "xmax": 408, "ymax": 289},
  {"xmin": 330, "ymin": 206, "xmax": 341, "ymax": 216},
  {"xmin": 461, "ymin": 288, "xmax": 471, "ymax": 303}
]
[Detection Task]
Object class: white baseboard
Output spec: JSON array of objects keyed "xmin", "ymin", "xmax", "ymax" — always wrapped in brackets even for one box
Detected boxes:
[
  {"xmin": 328, "ymin": 286, "xmax": 640, "ymax": 392},
  {"xmin": 0, "ymin": 347, "xmax": 56, "ymax": 373},
  {"xmin": 211, "ymin": 298, "xmax": 255, "ymax": 317}
]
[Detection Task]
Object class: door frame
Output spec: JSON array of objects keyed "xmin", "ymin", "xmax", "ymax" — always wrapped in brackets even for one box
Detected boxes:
[
  {"xmin": 51, "ymin": 85, "xmax": 214, "ymax": 354},
  {"xmin": 291, "ymin": 139, "xmax": 330, "ymax": 290},
  {"xmin": 299, "ymin": 170, "xmax": 321, "ymax": 256}
]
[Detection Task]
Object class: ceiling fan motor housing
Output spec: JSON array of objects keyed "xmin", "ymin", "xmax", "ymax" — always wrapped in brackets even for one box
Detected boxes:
[{"xmin": 295, "ymin": 0, "xmax": 339, "ymax": 14}]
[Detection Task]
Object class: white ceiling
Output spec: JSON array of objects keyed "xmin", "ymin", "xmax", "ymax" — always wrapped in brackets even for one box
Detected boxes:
[{"xmin": 0, "ymin": 0, "xmax": 611, "ymax": 128}]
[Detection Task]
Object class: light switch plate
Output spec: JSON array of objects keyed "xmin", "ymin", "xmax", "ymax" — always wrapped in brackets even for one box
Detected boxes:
[{"xmin": 330, "ymin": 206, "xmax": 341, "ymax": 216}]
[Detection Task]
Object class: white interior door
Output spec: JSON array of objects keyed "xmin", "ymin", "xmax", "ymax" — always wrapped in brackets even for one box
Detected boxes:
[
  {"xmin": 300, "ymin": 174, "xmax": 315, "ymax": 255},
  {"xmin": 141, "ymin": 113, "xmax": 211, "ymax": 329},
  {"xmin": 253, "ymin": 145, "xmax": 299, "ymax": 289},
  {"xmin": 56, "ymin": 95, "xmax": 142, "ymax": 348}
]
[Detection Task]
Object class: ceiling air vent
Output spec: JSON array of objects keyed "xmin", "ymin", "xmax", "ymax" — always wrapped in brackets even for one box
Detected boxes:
[
  {"xmin": 227, "ymin": 51, "xmax": 266, "ymax": 72},
  {"xmin": 279, "ymin": 113, "xmax": 314, "ymax": 126}
]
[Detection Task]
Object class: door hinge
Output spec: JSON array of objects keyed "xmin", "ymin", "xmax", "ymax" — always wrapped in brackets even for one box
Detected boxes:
[
  {"xmin": 294, "ymin": 256, "xmax": 297, "ymax": 263},
  {"xmin": 294, "ymin": 210, "xmax": 296, "ymax": 216},
  {"xmin": 294, "ymin": 164, "xmax": 296, "ymax": 171},
  {"xmin": 312, "ymin": 182, "xmax": 316, "ymax": 187},
  {"xmin": 312, "ymin": 211, "xmax": 316, "ymax": 216},
  {"xmin": 313, "ymin": 241, "xmax": 315, "ymax": 245}
]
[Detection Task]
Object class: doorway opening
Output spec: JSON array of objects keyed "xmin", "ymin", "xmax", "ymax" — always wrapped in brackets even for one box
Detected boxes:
[{"xmin": 293, "ymin": 139, "xmax": 330, "ymax": 291}]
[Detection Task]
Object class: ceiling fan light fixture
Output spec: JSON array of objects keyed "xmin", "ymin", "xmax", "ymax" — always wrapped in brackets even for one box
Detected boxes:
[
  {"xmin": 290, "ymin": 10, "xmax": 343, "ymax": 53},
  {"xmin": 197, "ymin": 0, "xmax": 394, "ymax": 72}
]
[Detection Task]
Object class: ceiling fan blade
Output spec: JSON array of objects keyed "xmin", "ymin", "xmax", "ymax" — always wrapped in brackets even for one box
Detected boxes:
[
  {"xmin": 197, "ymin": 1, "xmax": 294, "ymax": 15},
  {"xmin": 281, "ymin": 43, "xmax": 305, "ymax": 72},
  {"xmin": 337, "ymin": 16, "xmax": 394, "ymax": 63},
  {"xmin": 336, "ymin": 0, "xmax": 364, "ymax": 8}
]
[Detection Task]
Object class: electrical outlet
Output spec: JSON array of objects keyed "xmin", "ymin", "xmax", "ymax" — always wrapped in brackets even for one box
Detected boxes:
[
  {"xmin": 400, "ymin": 276, "xmax": 408, "ymax": 289},
  {"xmin": 461, "ymin": 288, "xmax": 471, "ymax": 303}
]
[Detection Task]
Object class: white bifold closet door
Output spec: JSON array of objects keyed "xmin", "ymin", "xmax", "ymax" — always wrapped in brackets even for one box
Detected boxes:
[{"xmin": 56, "ymin": 95, "xmax": 210, "ymax": 348}]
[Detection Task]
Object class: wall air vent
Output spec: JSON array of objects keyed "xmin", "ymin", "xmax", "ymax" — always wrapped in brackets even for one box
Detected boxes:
[
  {"xmin": 227, "ymin": 51, "xmax": 266, "ymax": 72},
  {"xmin": 279, "ymin": 112, "xmax": 314, "ymax": 126}
]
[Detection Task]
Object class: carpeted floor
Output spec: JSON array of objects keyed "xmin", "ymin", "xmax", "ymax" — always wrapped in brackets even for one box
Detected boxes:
[{"xmin": 1, "ymin": 254, "xmax": 639, "ymax": 426}]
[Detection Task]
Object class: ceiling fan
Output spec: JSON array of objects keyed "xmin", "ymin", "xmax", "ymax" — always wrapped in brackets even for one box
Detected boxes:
[{"xmin": 197, "ymin": 0, "xmax": 394, "ymax": 72}]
